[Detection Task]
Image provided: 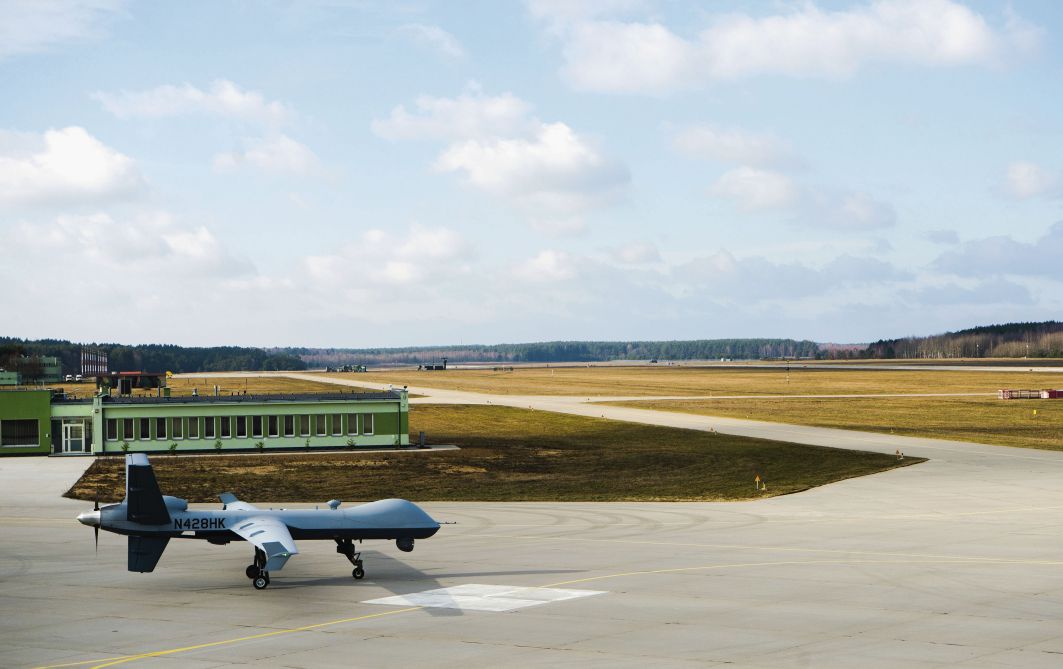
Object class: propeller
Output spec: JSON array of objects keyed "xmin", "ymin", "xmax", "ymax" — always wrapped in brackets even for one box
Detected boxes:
[{"xmin": 94, "ymin": 488, "xmax": 100, "ymax": 552}]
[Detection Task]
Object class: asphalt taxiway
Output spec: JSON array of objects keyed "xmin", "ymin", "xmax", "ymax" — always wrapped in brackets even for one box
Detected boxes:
[{"xmin": 2, "ymin": 383, "xmax": 1062, "ymax": 667}]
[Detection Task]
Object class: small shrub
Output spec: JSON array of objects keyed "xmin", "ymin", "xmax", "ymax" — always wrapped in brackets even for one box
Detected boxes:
[
  {"xmin": 255, "ymin": 440, "xmax": 265, "ymax": 452},
  {"xmin": 120, "ymin": 441, "xmax": 130, "ymax": 453},
  {"xmin": 345, "ymin": 437, "xmax": 355, "ymax": 450},
  {"xmin": 168, "ymin": 442, "xmax": 178, "ymax": 455},
  {"xmin": 305, "ymin": 437, "xmax": 311, "ymax": 449},
  {"xmin": 214, "ymin": 439, "xmax": 223, "ymax": 452}
]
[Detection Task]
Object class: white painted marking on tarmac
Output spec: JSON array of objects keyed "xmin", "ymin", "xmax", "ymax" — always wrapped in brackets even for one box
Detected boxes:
[{"xmin": 363, "ymin": 584, "xmax": 605, "ymax": 612}]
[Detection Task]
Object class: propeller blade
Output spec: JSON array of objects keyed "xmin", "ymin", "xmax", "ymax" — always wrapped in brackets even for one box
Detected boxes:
[{"xmin": 94, "ymin": 526, "xmax": 99, "ymax": 553}]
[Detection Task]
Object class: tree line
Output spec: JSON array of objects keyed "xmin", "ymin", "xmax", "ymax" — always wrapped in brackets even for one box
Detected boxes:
[
  {"xmin": 294, "ymin": 339, "xmax": 822, "ymax": 366},
  {"xmin": 862, "ymin": 321, "xmax": 1063, "ymax": 359},
  {"xmin": 0, "ymin": 338, "xmax": 307, "ymax": 379}
]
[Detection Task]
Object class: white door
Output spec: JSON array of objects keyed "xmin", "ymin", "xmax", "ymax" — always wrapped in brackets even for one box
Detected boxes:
[{"xmin": 62, "ymin": 422, "xmax": 86, "ymax": 453}]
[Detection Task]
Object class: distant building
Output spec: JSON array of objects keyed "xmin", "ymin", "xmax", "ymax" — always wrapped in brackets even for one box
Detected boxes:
[
  {"xmin": 0, "ymin": 371, "xmax": 20, "ymax": 386},
  {"xmin": 0, "ymin": 388, "xmax": 410, "ymax": 455},
  {"xmin": 7, "ymin": 356, "xmax": 63, "ymax": 384}
]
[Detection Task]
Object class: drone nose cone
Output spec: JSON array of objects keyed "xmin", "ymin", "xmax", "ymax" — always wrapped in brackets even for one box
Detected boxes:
[{"xmin": 77, "ymin": 510, "xmax": 100, "ymax": 527}]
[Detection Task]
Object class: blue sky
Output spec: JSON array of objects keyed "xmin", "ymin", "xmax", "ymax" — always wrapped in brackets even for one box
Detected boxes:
[{"xmin": 1, "ymin": 0, "xmax": 1060, "ymax": 347}]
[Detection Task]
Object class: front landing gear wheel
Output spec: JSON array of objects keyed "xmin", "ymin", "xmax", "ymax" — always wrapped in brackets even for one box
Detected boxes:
[
  {"xmin": 245, "ymin": 565, "xmax": 258, "ymax": 579},
  {"xmin": 352, "ymin": 566, "xmax": 365, "ymax": 580},
  {"xmin": 253, "ymin": 575, "xmax": 269, "ymax": 590}
]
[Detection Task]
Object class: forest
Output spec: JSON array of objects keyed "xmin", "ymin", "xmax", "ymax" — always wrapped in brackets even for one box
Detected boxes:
[
  {"xmin": 0, "ymin": 338, "xmax": 307, "ymax": 378},
  {"xmin": 863, "ymin": 321, "xmax": 1063, "ymax": 358}
]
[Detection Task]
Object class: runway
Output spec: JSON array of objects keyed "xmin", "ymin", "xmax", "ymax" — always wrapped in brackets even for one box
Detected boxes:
[{"xmin": 2, "ymin": 377, "xmax": 1062, "ymax": 667}]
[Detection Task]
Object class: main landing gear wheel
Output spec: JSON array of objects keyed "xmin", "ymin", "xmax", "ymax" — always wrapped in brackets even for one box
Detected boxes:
[
  {"xmin": 245, "ymin": 564, "xmax": 258, "ymax": 579},
  {"xmin": 337, "ymin": 538, "xmax": 365, "ymax": 581},
  {"xmin": 253, "ymin": 575, "xmax": 269, "ymax": 590}
]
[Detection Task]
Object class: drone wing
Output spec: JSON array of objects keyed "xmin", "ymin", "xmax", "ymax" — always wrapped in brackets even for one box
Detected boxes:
[
  {"xmin": 219, "ymin": 492, "xmax": 258, "ymax": 511},
  {"xmin": 231, "ymin": 515, "xmax": 299, "ymax": 571}
]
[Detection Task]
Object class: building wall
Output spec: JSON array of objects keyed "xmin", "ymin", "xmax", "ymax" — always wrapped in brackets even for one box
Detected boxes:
[
  {"xmin": 92, "ymin": 394, "xmax": 410, "ymax": 454},
  {"xmin": 0, "ymin": 371, "xmax": 20, "ymax": 386},
  {"xmin": 1, "ymin": 390, "xmax": 411, "ymax": 455},
  {"xmin": 0, "ymin": 390, "xmax": 52, "ymax": 454}
]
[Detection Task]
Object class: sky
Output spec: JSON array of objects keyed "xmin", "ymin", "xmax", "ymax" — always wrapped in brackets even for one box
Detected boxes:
[{"xmin": 1, "ymin": 0, "xmax": 1061, "ymax": 348}]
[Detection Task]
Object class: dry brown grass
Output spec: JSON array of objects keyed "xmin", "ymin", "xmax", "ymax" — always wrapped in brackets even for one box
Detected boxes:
[
  {"xmin": 47, "ymin": 376, "xmax": 373, "ymax": 398},
  {"xmin": 609, "ymin": 396, "xmax": 1063, "ymax": 451},
  {"xmin": 66, "ymin": 404, "xmax": 918, "ymax": 503},
  {"xmin": 321, "ymin": 366, "xmax": 1063, "ymax": 397}
]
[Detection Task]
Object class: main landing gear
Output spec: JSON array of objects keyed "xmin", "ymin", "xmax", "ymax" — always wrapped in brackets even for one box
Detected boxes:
[
  {"xmin": 336, "ymin": 539, "xmax": 365, "ymax": 580},
  {"xmin": 246, "ymin": 547, "xmax": 271, "ymax": 590}
]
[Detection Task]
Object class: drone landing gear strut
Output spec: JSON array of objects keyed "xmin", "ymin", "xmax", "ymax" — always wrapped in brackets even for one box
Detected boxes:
[
  {"xmin": 336, "ymin": 539, "xmax": 365, "ymax": 580},
  {"xmin": 247, "ymin": 547, "xmax": 271, "ymax": 590}
]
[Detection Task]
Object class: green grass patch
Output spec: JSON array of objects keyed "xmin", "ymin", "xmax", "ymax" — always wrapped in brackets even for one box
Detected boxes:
[
  {"xmin": 609, "ymin": 396, "xmax": 1063, "ymax": 451},
  {"xmin": 66, "ymin": 405, "xmax": 919, "ymax": 503}
]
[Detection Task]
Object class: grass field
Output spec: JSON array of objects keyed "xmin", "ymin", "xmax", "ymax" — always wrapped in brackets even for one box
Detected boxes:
[
  {"xmin": 322, "ymin": 365, "xmax": 1063, "ymax": 397},
  {"xmin": 66, "ymin": 404, "xmax": 918, "ymax": 503},
  {"xmin": 609, "ymin": 396, "xmax": 1063, "ymax": 451}
]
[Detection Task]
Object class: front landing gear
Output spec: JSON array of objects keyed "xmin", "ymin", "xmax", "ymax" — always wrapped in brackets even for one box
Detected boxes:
[
  {"xmin": 337, "ymin": 539, "xmax": 365, "ymax": 580},
  {"xmin": 248, "ymin": 547, "xmax": 270, "ymax": 589}
]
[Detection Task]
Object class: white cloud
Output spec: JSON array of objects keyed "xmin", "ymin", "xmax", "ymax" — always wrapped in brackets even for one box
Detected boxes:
[
  {"xmin": 561, "ymin": 21, "xmax": 695, "ymax": 94},
  {"xmin": 526, "ymin": 0, "xmax": 649, "ymax": 25},
  {"xmin": 611, "ymin": 241, "xmax": 661, "ymax": 264},
  {"xmin": 10, "ymin": 210, "xmax": 247, "ymax": 274},
  {"xmin": 213, "ymin": 134, "xmax": 319, "ymax": 174},
  {"xmin": 1005, "ymin": 161, "xmax": 1057, "ymax": 199},
  {"xmin": 95, "ymin": 79, "xmax": 291, "ymax": 126},
  {"xmin": 707, "ymin": 166, "xmax": 895, "ymax": 229},
  {"xmin": 0, "ymin": 126, "xmax": 142, "ymax": 205},
  {"xmin": 398, "ymin": 24, "xmax": 465, "ymax": 59},
  {"xmin": 0, "ymin": 0, "xmax": 127, "ymax": 61},
  {"xmin": 676, "ymin": 250, "xmax": 910, "ymax": 301},
  {"xmin": 375, "ymin": 88, "xmax": 629, "ymax": 226},
  {"xmin": 934, "ymin": 222, "xmax": 1063, "ymax": 279},
  {"xmin": 302, "ymin": 224, "xmax": 472, "ymax": 287},
  {"xmin": 709, "ymin": 167, "xmax": 799, "ymax": 211},
  {"xmin": 672, "ymin": 124, "xmax": 798, "ymax": 168},
  {"xmin": 539, "ymin": 0, "xmax": 1038, "ymax": 94},
  {"xmin": 372, "ymin": 88, "xmax": 534, "ymax": 141},
  {"xmin": 436, "ymin": 122, "xmax": 628, "ymax": 211},
  {"xmin": 514, "ymin": 249, "xmax": 578, "ymax": 282},
  {"xmin": 811, "ymin": 191, "xmax": 897, "ymax": 230}
]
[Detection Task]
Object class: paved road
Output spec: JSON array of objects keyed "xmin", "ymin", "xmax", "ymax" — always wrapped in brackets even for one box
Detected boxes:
[{"xmin": 2, "ymin": 373, "xmax": 1061, "ymax": 668}]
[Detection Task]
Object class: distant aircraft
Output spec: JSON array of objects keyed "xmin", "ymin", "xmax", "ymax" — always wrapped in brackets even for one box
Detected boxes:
[{"xmin": 77, "ymin": 453, "xmax": 441, "ymax": 590}]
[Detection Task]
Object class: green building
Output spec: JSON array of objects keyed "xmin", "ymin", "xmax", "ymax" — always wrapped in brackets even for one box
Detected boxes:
[
  {"xmin": 0, "ymin": 371, "xmax": 20, "ymax": 386},
  {"xmin": 0, "ymin": 388, "xmax": 409, "ymax": 455}
]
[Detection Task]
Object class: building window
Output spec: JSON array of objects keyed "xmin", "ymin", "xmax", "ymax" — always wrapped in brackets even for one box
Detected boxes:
[
  {"xmin": 0, "ymin": 419, "xmax": 39, "ymax": 447},
  {"xmin": 298, "ymin": 415, "xmax": 310, "ymax": 437},
  {"xmin": 314, "ymin": 414, "xmax": 327, "ymax": 436},
  {"xmin": 362, "ymin": 413, "xmax": 374, "ymax": 435},
  {"xmin": 203, "ymin": 416, "xmax": 215, "ymax": 439},
  {"xmin": 139, "ymin": 417, "xmax": 151, "ymax": 440},
  {"xmin": 330, "ymin": 414, "xmax": 342, "ymax": 436},
  {"xmin": 235, "ymin": 416, "xmax": 247, "ymax": 439},
  {"xmin": 123, "ymin": 419, "xmax": 134, "ymax": 441},
  {"xmin": 283, "ymin": 415, "xmax": 294, "ymax": 437},
  {"xmin": 251, "ymin": 416, "xmax": 263, "ymax": 438},
  {"xmin": 171, "ymin": 417, "xmax": 183, "ymax": 439},
  {"xmin": 156, "ymin": 417, "xmax": 167, "ymax": 440},
  {"xmin": 220, "ymin": 416, "xmax": 231, "ymax": 438},
  {"xmin": 106, "ymin": 419, "xmax": 118, "ymax": 441},
  {"xmin": 267, "ymin": 416, "xmax": 279, "ymax": 438},
  {"xmin": 346, "ymin": 414, "xmax": 358, "ymax": 435},
  {"xmin": 188, "ymin": 417, "xmax": 199, "ymax": 439}
]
